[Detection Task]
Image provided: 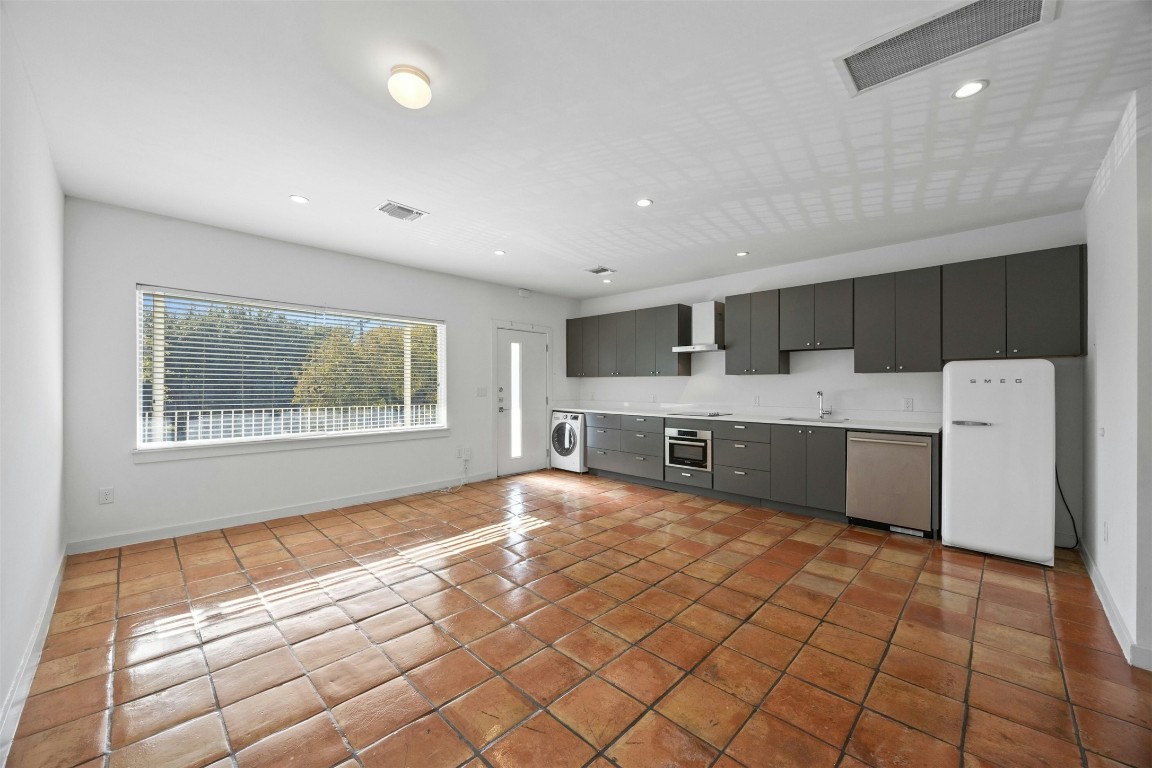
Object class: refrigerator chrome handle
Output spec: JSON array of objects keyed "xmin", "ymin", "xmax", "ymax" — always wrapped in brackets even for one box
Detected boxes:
[{"xmin": 951, "ymin": 420, "xmax": 993, "ymax": 426}]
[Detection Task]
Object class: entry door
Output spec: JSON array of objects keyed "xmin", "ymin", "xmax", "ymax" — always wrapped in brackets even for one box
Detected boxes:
[{"xmin": 496, "ymin": 328, "xmax": 549, "ymax": 476}]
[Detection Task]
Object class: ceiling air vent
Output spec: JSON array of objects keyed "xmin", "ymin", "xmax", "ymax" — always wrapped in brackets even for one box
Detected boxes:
[
  {"xmin": 585, "ymin": 266, "xmax": 616, "ymax": 276},
  {"xmin": 835, "ymin": 0, "xmax": 1056, "ymax": 96},
  {"xmin": 377, "ymin": 200, "xmax": 429, "ymax": 222}
]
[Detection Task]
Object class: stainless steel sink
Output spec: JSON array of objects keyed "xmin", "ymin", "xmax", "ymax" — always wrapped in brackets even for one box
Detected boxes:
[{"xmin": 779, "ymin": 417, "xmax": 851, "ymax": 423}]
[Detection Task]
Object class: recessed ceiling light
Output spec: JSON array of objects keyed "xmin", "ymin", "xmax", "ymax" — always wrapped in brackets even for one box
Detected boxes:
[
  {"xmin": 603, "ymin": 279, "xmax": 612, "ymax": 283},
  {"xmin": 736, "ymin": 251, "xmax": 749, "ymax": 257},
  {"xmin": 494, "ymin": 250, "xmax": 506, "ymax": 256},
  {"xmin": 636, "ymin": 198, "xmax": 653, "ymax": 207},
  {"xmin": 288, "ymin": 195, "xmax": 309, "ymax": 204},
  {"xmin": 388, "ymin": 65, "xmax": 432, "ymax": 109},
  {"xmin": 952, "ymin": 80, "xmax": 989, "ymax": 99}
]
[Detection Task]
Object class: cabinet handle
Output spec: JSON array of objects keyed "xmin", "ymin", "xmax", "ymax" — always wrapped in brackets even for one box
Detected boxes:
[
  {"xmin": 635, "ymin": 418, "xmax": 646, "ymax": 422},
  {"xmin": 806, "ymin": 342, "xmax": 811, "ymax": 346},
  {"xmin": 797, "ymin": 429, "xmax": 803, "ymax": 433},
  {"xmin": 734, "ymin": 470, "xmax": 747, "ymax": 476},
  {"xmin": 898, "ymin": 366, "xmax": 903, "ymax": 370},
  {"xmin": 886, "ymin": 366, "xmax": 891, "ymax": 370},
  {"xmin": 596, "ymin": 450, "xmax": 607, "ymax": 455},
  {"xmin": 743, "ymin": 369, "xmax": 748, "ymax": 373},
  {"xmin": 995, "ymin": 350, "xmax": 1001, "ymax": 355},
  {"xmin": 635, "ymin": 434, "xmax": 646, "ymax": 438},
  {"xmin": 816, "ymin": 342, "xmax": 821, "ymax": 346},
  {"xmin": 734, "ymin": 444, "xmax": 746, "ymax": 448},
  {"xmin": 751, "ymin": 369, "xmax": 757, "ymax": 372},
  {"xmin": 681, "ymin": 472, "xmax": 693, "ymax": 477},
  {"xmin": 596, "ymin": 429, "xmax": 606, "ymax": 433},
  {"xmin": 1012, "ymin": 349, "xmax": 1018, "ymax": 354},
  {"xmin": 808, "ymin": 430, "xmax": 813, "ymax": 434},
  {"xmin": 734, "ymin": 425, "xmax": 746, "ymax": 430},
  {"xmin": 635, "ymin": 456, "xmax": 646, "ymax": 461},
  {"xmin": 654, "ymin": 370, "xmax": 660, "ymax": 374}
]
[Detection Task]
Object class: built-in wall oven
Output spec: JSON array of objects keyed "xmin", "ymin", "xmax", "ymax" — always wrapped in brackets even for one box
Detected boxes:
[{"xmin": 665, "ymin": 427, "xmax": 713, "ymax": 471}]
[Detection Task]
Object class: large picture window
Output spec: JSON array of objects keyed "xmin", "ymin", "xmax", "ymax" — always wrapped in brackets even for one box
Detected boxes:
[{"xmin": 137, "ymin": 287, "xmax": 445, "ymax": 448}]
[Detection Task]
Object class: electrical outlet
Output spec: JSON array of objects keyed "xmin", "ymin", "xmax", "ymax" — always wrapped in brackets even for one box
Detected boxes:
[
  {"xmin": 903, "ymin": 397, "xmax": 914, "ymax": 412},
  {"xmin": 98, "ymin": 487, "xmax": 114, "ymax": 505},
  {"xmin": 753, "ymin": 395, "xmax": 760, "ymax": 406},
  {"xmin": 650, "ymin": 393, "xmax": 657, "ymax": 403}
]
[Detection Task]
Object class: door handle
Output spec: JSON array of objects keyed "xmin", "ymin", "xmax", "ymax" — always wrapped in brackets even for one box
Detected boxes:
[
  {"xmin": 951, "ymin": 420, "xmax": 992, "ymax": 426},
  {"xmin": 498, "ymin": 407, "xmax": 505, "ymax": 413}
]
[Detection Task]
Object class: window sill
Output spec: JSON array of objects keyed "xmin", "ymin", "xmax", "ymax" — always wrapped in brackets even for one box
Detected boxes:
[{"xmin": 132, "ymin": 426, "xmax": 451, "ymax": 463}]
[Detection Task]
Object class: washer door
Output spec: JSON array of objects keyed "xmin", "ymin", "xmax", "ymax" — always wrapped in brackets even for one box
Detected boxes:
[{"xmin": 551, "ymin": 422, "xmax": 578, "ymax": 457}]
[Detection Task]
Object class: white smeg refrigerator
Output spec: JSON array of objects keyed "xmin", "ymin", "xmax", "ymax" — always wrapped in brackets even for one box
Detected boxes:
[{"xmin": 942, "ymin": 359, "xmax": 1055, "ymax": 566}]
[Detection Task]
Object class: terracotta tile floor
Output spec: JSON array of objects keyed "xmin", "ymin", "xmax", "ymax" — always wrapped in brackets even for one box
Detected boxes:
[{"xmin": 9, "ymin": 470, "xmax": 1152, "ymax": 768}]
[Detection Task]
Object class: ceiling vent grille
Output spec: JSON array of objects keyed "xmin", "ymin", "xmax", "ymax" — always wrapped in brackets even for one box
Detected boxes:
[
  {"xmin": 377, "ymin": 200, "xmax": 429, "ymax": 222},
  {"xmin": 585, "ymin": 266, "xmax": 616, "ymax": 276},
  {"xmin": 835, "ymin": 0, "xmax": 1055, "ymax": 95}
]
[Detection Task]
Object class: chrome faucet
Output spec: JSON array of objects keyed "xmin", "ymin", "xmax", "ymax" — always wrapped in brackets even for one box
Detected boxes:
[{"xmin": 817, "ymin": 390, "xmax": 831, "ymax": 419}]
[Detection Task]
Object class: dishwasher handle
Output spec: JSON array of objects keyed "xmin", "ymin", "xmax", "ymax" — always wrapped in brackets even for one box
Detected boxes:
[
  {"xmin": 951, "ymin": 420, "xmax": 992, "ymax": 426},
  {"xmin": 848, "ymin": 436, "xmax": 928, "ymax": 448}
]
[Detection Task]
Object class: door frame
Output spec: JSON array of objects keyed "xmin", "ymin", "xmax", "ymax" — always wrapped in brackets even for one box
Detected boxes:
[{"xmin": 491, "ymin": 320, "xmax": 554, "ymax": 475}]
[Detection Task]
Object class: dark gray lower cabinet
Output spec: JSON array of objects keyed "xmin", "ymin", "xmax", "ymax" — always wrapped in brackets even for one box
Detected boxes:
[
  {"xmin": 588, "ymin": 448, "xmax": 662, "ymax": 481},
  {"xmin": 769, "ymin": 425, "xmax": 845, "ymax": 513},
  {"xmin": 713, "ymin": 466, "xmax": 771, "ymax": 498},
  {"xmin": 665, "ymin": 467, "xmax": 712, "ymax": 489},
  {"xmin": 620, "ymin": 430, "xmax": 662, "ymax": 456}
]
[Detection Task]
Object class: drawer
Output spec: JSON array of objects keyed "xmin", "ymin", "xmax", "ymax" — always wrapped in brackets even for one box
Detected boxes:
[
  {"xmin": 712, "ymin": 421, "xmax": 773, "ymax": 443},
  {"xmin": 618, "ymin": 452, "xmax": 663, "ymax": 480},
  {"xmin": 586, "ymin": 427, "xmax": 620, "ymax": 450},
  {"xmin": 586, "ymin": 447, "xmax": 620, "ymax": 471},
  {"xmin": 664, "ymin": 466, "xmax": 713, "ymax": 489},
  {"xmin": 713, "ymin": 466, "xmax": 772, "ymax": 499},
  {"xmin": 585, "ymin": 412, "xmax": 621, "ymax": 429},
  {"xmin": 713, "ymin": 439, "xmax": 771, "ymax": 470},
  {"xmin": 620, "ymin": 430, "xmax": 663, "ymax": 457},
  {"xmin": 622, "ymin": 414, "xmax": 664, "ymax": 433},
  {"xmin": 665, "ymin": 418, "xmax": 713, "ymax": 432}
]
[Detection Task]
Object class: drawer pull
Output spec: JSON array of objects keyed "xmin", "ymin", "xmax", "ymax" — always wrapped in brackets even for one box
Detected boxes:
[
  {"xmin": 681, "ymin": 472, "xmax": 693, "ymax": 477},
  {"xmin": 734, "ymin": 444, "xmax": 746, "ymax": 448},
  {"xmin": 635, "ymin": 456, "xmax": 646, "ymax": 461},
  {"xmin": 734, "ymin": 425, "xmax": 746, "ymax": 429},
  {"xmin": 596, "ymin": 429, "xmax": 607, "ymax": 433},
  {"xmin": 635, "ymin": 417, "xmax": 646, "ymax": 422},
  {"xmin": 635, "ymin": 434, "xmax": 646, "ymax": 438},
  {"xmin": 848, "ymin": 436, "xmax": 928, "ymax": 447},
  {"xmin": 734, "ymin": 470, "xmax": 747, "ymax": 476},
  {"xmin": 596, "ymin": 450, "xmax": 607, "ymax": 455}
]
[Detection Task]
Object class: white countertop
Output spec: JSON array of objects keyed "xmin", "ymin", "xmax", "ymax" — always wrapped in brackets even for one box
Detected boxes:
[{"xmin": 557, "ymin": 402, "xmax": 941, "ymax": 434}]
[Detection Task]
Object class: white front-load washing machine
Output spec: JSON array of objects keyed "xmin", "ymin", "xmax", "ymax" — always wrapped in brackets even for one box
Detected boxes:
[{"xmin": 550, "ymin": 410, "xmax": 586, "ymax": 472}]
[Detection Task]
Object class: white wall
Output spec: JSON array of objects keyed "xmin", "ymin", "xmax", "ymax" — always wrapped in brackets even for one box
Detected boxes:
[
  {"xmin": 1083, "ymin": 89, "xmax": 1151, "ymax": 668},
  {"xmin": 572, "ymin": 212, "xmax": 1087, "ymax": 547},
  {"xmin": 0, "ymin": 8, "xmax": 66, "ymax": 757},
  {"xmin": 62, "ymin": 200, "xmax": 578, "ymax": 548}
]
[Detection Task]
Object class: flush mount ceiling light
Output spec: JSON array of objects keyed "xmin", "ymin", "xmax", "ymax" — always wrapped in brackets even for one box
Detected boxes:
[
  {"xmin": 288, "ymin": 195, "xmax": 309, "ymax": 204},
  {"xmin": 494, "ymin": 250, "xmax": 506, "ymax": 256},
  {"xmin": 388, "ymin": 65, "xmax": 432, "ymax": 109},
  {"xmin": 736, "ymin": 251, "xmax": 749, "ymax": 257},
  {"xmin": 636, "ymin": 198, "xmax": 653, "ymax": 207},
  {"xmin": 953, "ymin": 79, "xmax": 989, "ymax": 98},
  {"xmin": 603, "ymin": 279, "xmax": 613, "ymax": 284}
]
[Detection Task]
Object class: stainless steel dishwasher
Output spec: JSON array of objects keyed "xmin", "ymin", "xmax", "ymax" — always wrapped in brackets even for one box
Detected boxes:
[{"xmin": 846, "ymin": 431, "xmax": 934, "ymax": 533}]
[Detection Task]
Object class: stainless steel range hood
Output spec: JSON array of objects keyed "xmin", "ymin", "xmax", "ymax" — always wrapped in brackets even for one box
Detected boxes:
[{"xmin": 672, "ymin": 301, "xmax": 725, "ymax": 352}]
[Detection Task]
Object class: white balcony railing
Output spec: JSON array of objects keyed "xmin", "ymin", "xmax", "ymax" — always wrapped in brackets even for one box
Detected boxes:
[{"xmin": 140, "ymin": 403, "xmax": 441, "ymax": 444}]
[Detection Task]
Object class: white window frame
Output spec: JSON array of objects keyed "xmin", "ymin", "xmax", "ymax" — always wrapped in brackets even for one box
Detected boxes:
[{"xmin": 135, "ymin": 285, "xmax": 448, "ymax": 455}]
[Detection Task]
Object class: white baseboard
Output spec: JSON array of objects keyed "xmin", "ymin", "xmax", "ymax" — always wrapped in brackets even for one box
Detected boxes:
[
  {"xmin": 0, "ymin": 554, "xmax": 66, "ymax": 764},
  {"xmin": 1080, "ymin": 545, "xmax": 1149, "ymax": 670},
  {"xmin": 67, "ymin": 470, "xmax": 497, "ymax": 555}
]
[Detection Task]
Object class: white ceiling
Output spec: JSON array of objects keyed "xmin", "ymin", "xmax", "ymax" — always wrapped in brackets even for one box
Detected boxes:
[{"xmin": 5, "ymin": 1, "xmax": 1150, "ymax": 299}]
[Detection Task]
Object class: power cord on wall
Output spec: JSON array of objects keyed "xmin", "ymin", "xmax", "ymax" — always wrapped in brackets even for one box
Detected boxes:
[
  {"xmin": 1056, "ymin": 464, "xmax": 1081, "ymax": 549},
  {"xmin": 438, "ymin": 458, "xmax": 469, "ymax": 494}
]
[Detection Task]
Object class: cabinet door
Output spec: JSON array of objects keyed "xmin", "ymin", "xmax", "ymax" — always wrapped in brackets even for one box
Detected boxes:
[
  {"xmin": 653, "ymin": 304, "xmax": 691, "ymax": 376},
  {"xmin": 895, "ymin": 266, "xmax": 942, "ymax": 372},
  {"xmin": 814, "ymin": 279, "xmax": 853, "ymax": 349},
  {"xmin": 769, "ymin": 425, "xmax": 807, "ymax": 506},
  {"xmin": 725, "ymin": 293, "xmax": 751, "ymax": 375},
  {"xmin": 750, "ymin": 290, "xmax": 788, "ymax": 374},
  {"xmin": 635, "ymin": 307, "xmax": 657, "ymax": 376},
  {"xmin": 780, "ymin": 284, "xmax": 815, "ymax": 351},
  {"xmin": 614, "ymin": 311, "xmax": 636, "ymax": 376},
  {"xmin": 581, "ymin": 316, "xmax": 599, "ymax": 377},
  {"xmin": 806, "ymin": 427, "xmax": 846, "ymax": 513},
  {"xmin": 1006, "ymin": 246, "xmax": 1083, "ymax": 357},
  {"xmin": 942, "ymin": 257, "xmax": 1006, "ymax": 360},
  {"xmin": 566, "ymin": 318, "xmax": 583, "ymax": 377},
  {"xmin": 853, "ymin": 274, "xmax": 895, "ymax": 373},
  {"xmin": 598, "ymin": 314, "xmax": 618, "ymax": 375}
]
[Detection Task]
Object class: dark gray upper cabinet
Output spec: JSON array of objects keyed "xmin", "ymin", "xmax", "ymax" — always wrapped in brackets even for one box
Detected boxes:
[
  {"xmin": 814, "ymin": 279, "xmax": 853, "ymax": 349},
  {"xmin": 634, "ymin": 306, "xmax": 656, "ymax": 376},
  {"xmin": 1006, "ymin": 245, "xmax": 1084, "ymax": 357},
  {"xmin": 651, "ymin": 304, "xmax": 692, "ymax": 376},
  {"xmin": 942, "ymin": 256, "xmax": 1007, "ymax": 360},
  {"xmin": 853, "ymin": 273, "xmax": 896, "ymax": 373},
  {"xmin": 780, "ymin": 285, "xmax": 814, "ymax": 351},
  {"xmin": 781, "ymin": 280, "xmax": 853, "ymax": 351},
  {"xmin": 581, "ymin": 315, "xmax": 599, "ymax": 377},
  {"xmin": 566, "ymin": 318, "xmax": 584, "ymax": 376},
  {"xmin": 726, "ymin": 291, "xmax": 788, "ymax": 375},
  {"xmin": 724, "ymin": 293, "xmax": 751, "ymax": 375},
  {"xmin": 769, "ymin": 424, "xmax": 807, "ymax": 506},
  {"xmin": 895, "ymin": 266, "xmax": 942, "ymax": 372},
  {"xmin": 855, "ymin": 268, "xmax": 941, "ymax": 373},
  {"xmin": 598, "ymin": 312, "xmax": 635, "ymax": 376},
  {"xmin": 806, "ymin": 426, "xmax": 846, "ymax": 514}
]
